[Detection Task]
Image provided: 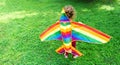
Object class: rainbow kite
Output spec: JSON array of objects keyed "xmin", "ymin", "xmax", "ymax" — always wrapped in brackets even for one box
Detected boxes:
[{"xmin": 40, "ymin": 9, "xmax": 111, "ymax": 58}]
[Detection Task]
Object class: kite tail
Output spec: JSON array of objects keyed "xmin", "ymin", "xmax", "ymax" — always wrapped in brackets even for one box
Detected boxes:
[
  {"xmin": 70, "ymin": 46, "xmax": 83, "ymax": 58},
  {"xmin": 56, "ymin": 45, "xmax": 65, "ymax": 54},
  {"xmin": 56, "ymin": 45, "xmax": 83, "ymax": 58}
]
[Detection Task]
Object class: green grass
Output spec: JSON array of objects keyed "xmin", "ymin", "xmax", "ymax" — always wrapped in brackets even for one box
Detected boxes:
[{"xmin": 0, "ymin": 0, "xmax": 120, "ymax": 65}]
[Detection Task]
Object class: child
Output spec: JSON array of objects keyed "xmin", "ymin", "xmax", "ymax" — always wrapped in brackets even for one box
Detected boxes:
[{"xmin": 63, "ymin": 5, "xmax": 77, "ymax": 58}]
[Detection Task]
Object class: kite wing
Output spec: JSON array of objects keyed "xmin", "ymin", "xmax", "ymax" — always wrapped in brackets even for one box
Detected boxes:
[
  {"xmin": 40, "ymin": 22, "xmax": 62, "ymax": 41},
  {"xmin": 71, "ymin": 22, "xmax": 111, "ymax": 44}
]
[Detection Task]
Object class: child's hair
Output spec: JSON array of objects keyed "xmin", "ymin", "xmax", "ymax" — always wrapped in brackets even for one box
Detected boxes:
[{"xmin": 64, "ymin": 5, "xmax": 75, "ymax": 19}]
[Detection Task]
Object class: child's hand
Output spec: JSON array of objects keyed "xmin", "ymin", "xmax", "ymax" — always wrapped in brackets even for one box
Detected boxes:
[{"xmin": 78, "ymin": 21, "xmax": 83, "ymax": 24}]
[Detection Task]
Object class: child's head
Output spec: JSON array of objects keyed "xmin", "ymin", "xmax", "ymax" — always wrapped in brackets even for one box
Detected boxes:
[{"xmin": 64, "ymin": 5, "xmax": 75, "ymax": 19}]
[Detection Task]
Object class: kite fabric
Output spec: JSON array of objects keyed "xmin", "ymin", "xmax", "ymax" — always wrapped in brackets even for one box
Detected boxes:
[{"xmin": 40, "ymin": 9, "xmax": 111, "ymax": 58}]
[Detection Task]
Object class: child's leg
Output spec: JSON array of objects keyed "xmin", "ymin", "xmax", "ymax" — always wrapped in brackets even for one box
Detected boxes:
[
  {"xmin": 64, "ymin": 52, "xmax": 69, "ymax": 58},
  {"xmin": 72, "ymin": 41, "xmax": 76, "ymax": 57},
  {"xmin": 72, "ymin": 41, "xmax": 76, "ymax": 48}
]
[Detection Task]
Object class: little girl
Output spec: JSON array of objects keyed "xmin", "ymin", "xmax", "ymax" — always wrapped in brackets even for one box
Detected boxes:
[{"xmin": 62, "ymin": 5, "xmax": 78, "ymax": 58}]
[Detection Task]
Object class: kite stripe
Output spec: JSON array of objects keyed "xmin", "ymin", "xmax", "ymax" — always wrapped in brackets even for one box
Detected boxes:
[
  {"xmin": 40, "ymin": 22, "xmax": 61, "ymax": 41},
  {"xmin": 72, "ymin": 22, "xmax": 111, "ymax": 43},
  {"xmin": 72, "ymin": 22, "xmax": 110, "ymax": 39}
]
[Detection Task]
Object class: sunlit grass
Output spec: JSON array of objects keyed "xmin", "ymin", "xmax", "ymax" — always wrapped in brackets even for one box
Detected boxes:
[
  {"xmin": 99, "ymin": 5, "xmax": 114, "ymax": 11},
  {"xmin": 0, "ymin": 11, "xmax": 38, "ymax": 23},
  {"xmin": 0, "ymin": 0, "xmax": 6, "ymax": 6}
]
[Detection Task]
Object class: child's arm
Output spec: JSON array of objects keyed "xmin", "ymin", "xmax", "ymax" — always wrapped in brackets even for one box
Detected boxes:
[{"xmin": 56, "ymin": 21, "xmax": 59, "ymax": 23}]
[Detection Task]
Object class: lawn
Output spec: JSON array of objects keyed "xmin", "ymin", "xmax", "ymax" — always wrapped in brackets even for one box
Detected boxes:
[{"xmin": 0, "ymin": 0, "xmax": 120, "ymax": 65}]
